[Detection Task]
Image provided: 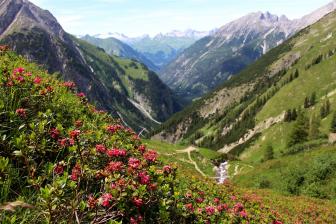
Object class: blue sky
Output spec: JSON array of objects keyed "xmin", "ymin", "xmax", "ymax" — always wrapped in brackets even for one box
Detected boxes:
[{"xmin": 30, "ymin": 0, "xmax": 332, "ymax": 37}]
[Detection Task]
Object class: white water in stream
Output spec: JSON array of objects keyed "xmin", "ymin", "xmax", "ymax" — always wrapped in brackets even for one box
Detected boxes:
[{"xmin": 218, "ymin": 161, "xmax": 228, "ymax": 184}]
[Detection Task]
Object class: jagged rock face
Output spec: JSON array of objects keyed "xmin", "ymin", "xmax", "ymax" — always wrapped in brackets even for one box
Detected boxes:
[
  {"xmin": 292, "ymin": 0, "xmax": 336, "ymax": 28},
  {"xmin": 160, "ymin": 1, "xmax": 336, "ymax": 102},
  {"xmin": 0, "ymin": 0, "xmax": 181, "ymax": 132}
]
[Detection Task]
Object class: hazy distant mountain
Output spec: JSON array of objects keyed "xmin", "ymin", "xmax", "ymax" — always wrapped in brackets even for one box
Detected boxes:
[
  {"xmin": 127, "ymin": 30, "xmax": 210, "ymax": 69},
  {"xmin": 0, "ymin": 0, "xmax": 181, "ymax": 131},
  {"xmin": 81, "ymin": 35, "xmax": 159, "ymax": 72},
  {"xmin": 160, "ymin": 1, "xmax": 336, "ymax": 101},
  {"xmin": 93, "ymin": 32, "xmax": 130, "ymax": 42},
  {"xmin": 87, "ymin": 30, "xmax": 209, "ymax": 69}
]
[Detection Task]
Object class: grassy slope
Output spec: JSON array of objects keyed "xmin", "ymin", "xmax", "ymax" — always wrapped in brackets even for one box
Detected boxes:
[
  {"xmin": 143, "ymin": 139, "xmax": 220, "ymax": 177},
  {"xmin": 239, "ymin": 12, "xmax": 336, "ymax": 161},
  {"xmin": 235, "ymin": 146, "xmax": 336, "ymax": 200},
  {"xmin": 143, "ymin": 140, "xmax": 336, "ymax": 223},
  {"xmin": 74, "ymin": 37, "xmax": 181, "ymax": 129},
  {"xmin": 231, "ymin": 12, "xmax": 336, "ymax": 200}
]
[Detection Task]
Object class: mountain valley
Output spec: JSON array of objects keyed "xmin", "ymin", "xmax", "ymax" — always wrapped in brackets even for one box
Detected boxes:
[
  {"xmin": 1, "ymin": 0, "xmax": 336, "ymax": 223},
  {"xmin": 160, "ymin": 1, "xmax": 336, "ymax": 101}
]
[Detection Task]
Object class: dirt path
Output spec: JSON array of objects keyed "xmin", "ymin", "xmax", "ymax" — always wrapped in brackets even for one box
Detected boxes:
[
  {"xmin": 231, "ymin": 163, "xmax": 254, "ymax": 176},
  {"xmin": 177, "ymin": 146, "xmax": 207, "ymax": 177},
  {"xmin": 159, "ymin": 146, "xmax": 208, "ymax": 177}
]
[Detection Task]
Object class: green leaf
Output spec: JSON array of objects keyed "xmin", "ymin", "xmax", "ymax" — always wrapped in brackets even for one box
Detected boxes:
[{"xmin": 13, "ymin": 151, "xmax": 23, "ymax": 157}]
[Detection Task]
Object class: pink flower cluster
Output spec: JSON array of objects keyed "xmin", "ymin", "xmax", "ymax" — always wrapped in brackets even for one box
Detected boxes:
[
  {"xmin": 58, "ymin": 138, "xmax": 75, "ymax": 148},
  {"xmin": 130, "ymin": 215, "xmax": 143, "ymax": 224},
  {"xmin": 144, "ymin": 150, "xmax": 157, "ymax": 162},
  {"xmin": 63, "ymin": 81, "xmax": 76, "ymax": 89},
  {"xmin": 138, "ymin": 171, "xmax": 150, "ymax": 185},
  {"xmin": 101, "ymin": 193, "xmax": 113, "ymax": 207},
  {"xmin": 106, "ymin": 148, "xmax": 127, "ymax": 157},
  {"xmin": 95, "ymin": 144, "xmax": 107, "ymax": 153},
  {"xmin": 76, "ymin": 92, "xmax": 85, "ymax": 98},
  {"xmin": 105, "ymin": 161, "xmax": 123, "ymax": 172},
  {"xmin": 106, "ymin": 124, "xmax": 123, "ymax": 134},
  {"xmin": 54, "ymin": 162, "xmax": 65, "ymax": 175},
  {"xmin": 15, "ymin": 108, "xmax": 27, "ymax": 118},
  {"xmin": 128, "ymin": 157, "xmax": 141, "ymax": 169},
  {"xmin": 50, "ymin": 128, "xmax": 60, "ymax": 139},
  {"xmin": 132, "ymin": 197, "xmax": 143, "ymax": 208},
  {"xmin": 71, "ymin": 163, "xmax": 81, "ymax": 181}
]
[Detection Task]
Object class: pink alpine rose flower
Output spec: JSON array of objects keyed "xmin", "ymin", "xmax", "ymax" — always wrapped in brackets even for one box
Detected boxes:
[
  {"xmin": 138, "ymin": 171, "xmax": 150, "ymax": 185},
  {"xmin": 87, "ymin": 195, "xmax": 97, "ymax": 209},
  {"xmin": 15, "ymin": 108, "xmax": 27, "ymax": 118},
  {"xmin": 34, "ymin": 77, "xmax": 42, "ymax": 84},
  {"xmin": 105, "ymin": 161, "xmax": 123, "ymax": 173},
  {"xmin": 54, "ymin": 163, "xmax": 64, "ymax": 175},
  {"xmin": 63, "ymin": 81, "xmax": 76, "ymax": 88},
  {"xmin": 128, "ymin": 158, "xmax": 141, "ymax": 169},
  {"xmin": 163, "ymin": 165, "xmax": 172, "ymax": 174},
  {"xmin": 50, "ymin": 128, "xmax": 60, "ymax": 139},
  {"xmin": 144, "ymin": 150, "xmax": 158, "ymax": 162},
  {"xmin": 185, "ymin": 203, "xmax": 194, "ymax": 212},
  {"xmin": 95, "ymin": 144, "xmax": 106, "ymax": 153},
  {"xmin": 132, "ymin": 197, "xmax": 143, "ymax": 208},
  {"xmin": 77, "ymin": 92, "xmax": 85, "ymax": 98},
  {"xmin": 71, "ymin": 164, "xmax": 81, "ymax": 181},
  {"xmin": 101, "ymin": 193, "xmax": 113, "ymax": 207},
  {"xmin": 69, "ymin": 129, "xmax": 80, "ymax": 139},
  {"xmin": 205, "ymin": 206, "xmax": 215, "ymax": 216}
]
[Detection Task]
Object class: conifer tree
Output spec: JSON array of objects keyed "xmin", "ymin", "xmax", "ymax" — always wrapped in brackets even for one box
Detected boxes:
[
  {"xmin": 309, "ymin": 92, "xmax": 316, "ymax": 107},
  {"xmin": 284, "ymin": 109, "xmax": 292, "ymax": 122},
  {"xmin": 291, "ymin": 109, "xmax": 298, "ymax": 121},
  {"xmin": 294, "ymin": 69, "xmax": 299, "ymax": 78},
  {"xmin": 326, "ymin": 99, "xmax": 331, "ymax": 115},
  {"xmin": 330, "ymin": 112, "xmax": 336, "ymax": 133},
  {"xmin": 304, "ymin": 97, "xmax": 309, "ymax": 108},
  {"xmin": 320, "ymin": 105, "xmax": 326, "ymax": 118},
  {"xmin": 264, "ymin": 144, "xmax": 274, "ymax": 161},
  {"xmin": 287, "ymin": 110, "xmax": 309, "ymax": 147},
  {"xmin": 308, "ymin": 113, "xmax": 320, "ymax": 140},
  {"xmin": 320, "ymin": 99, "xmax": 331, "ymax": 118}
]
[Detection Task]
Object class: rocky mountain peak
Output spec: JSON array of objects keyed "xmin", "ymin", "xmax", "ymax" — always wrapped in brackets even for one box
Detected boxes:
[
  {"xmin": 292, "ymin": 0, "xmax": 336, "ymax": 29},
  {"xmin": 0, "ymin": 0, "xmax": 64, "ymax": 39}
]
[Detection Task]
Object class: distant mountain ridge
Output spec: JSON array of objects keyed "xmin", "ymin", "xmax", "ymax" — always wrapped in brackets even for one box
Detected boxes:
[
  {"xmin": 84, "ymin": 29, "xmax": 210, "ymax": 69},
  {"xmin": 89, "ymin": 29, "xmax": 210, "ymax": 43},
  {"xmin": 81, "ymin": 35, "xmax": 159, "ymax": 72},
  {"xmin": 160, "ymin": 1, "xmax": 336, "ymax": 101},
  {"xmin": 0, "ymin": 0, "xmax": 181, "ymax": 132}
]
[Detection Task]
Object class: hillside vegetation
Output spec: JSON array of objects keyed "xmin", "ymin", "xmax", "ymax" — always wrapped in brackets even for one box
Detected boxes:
[
  {"xmin": 154, "ymin": 10, "xmax": 336, "ymax": 152},
  {"xmin": 0, "ymin": 0, "xmax": 181, "ymax": 133},
  {"xmin": 80, "ymin": 35, "xmax": 159, "ymax": 72},
  {"xmin": 2, "ymin": 47, "xmax": 336, "ymax": 223},
  {"xmin": 230, "ymin": 10, "xmax": 336, "ymax": 199},
  {"xmin": 154, "ymin": 9, "xmax": 336, "ymax": 202}
]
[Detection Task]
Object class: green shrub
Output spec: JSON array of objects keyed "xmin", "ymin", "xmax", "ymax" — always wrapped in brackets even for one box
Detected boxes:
[{"xmin": 283, "ymin": 139, "xmax": 328, "ymax": 155}]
